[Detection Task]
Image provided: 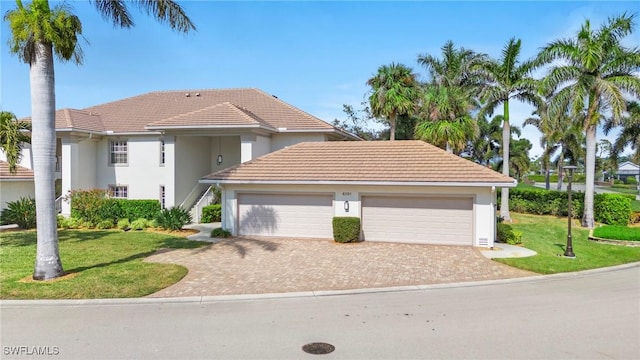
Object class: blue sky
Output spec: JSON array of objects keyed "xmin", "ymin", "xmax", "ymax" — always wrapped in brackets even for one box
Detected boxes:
[{"xmin": 1, "ymin": 0, "xmax": 639, "ymax": 157}]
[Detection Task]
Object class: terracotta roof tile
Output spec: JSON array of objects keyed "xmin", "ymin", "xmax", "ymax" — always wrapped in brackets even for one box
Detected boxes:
[
  {"xmin": 21, "ymin": 88, "xmax": 340, "ymax": 134},
  {"xmin": 85, "ymin": 88, "xmax": 334, "ymax": 132},
  {"xmin": 147, "ymin": 102, "xmax": 272, "ymax": 129},
  {"xmin": 204, "ymin": 141, "xmax": 516, "ymax": 184},
  {"xmin": 0, "ymin": 161, "xmax": 34, "ymax": 180}
]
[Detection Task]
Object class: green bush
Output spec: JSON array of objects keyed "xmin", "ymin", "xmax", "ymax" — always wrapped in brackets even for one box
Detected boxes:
[
  {"xmin": 592, "ymin": 225, "xmax": 640, "ymax": 241},
  {"xmin": 156, "ymin": 207, "xmax": 192, "ymax": 231},
  {"xmin": 496, "ymin": 223, "xmax": 522, "ymax": 245},
  {"xmin": 201, "ymin": 204, "xmax": 222, "ymax": 223},
  {"xmin": 503, "ymin": 188, "xmax": 631, "ymax": 225},
  {"xmin": 626, "ymin": 177, "xmax": 638, "ymax": 185},
  {"xmin": 59, "ymin": 217, "xmax": 83, "ymax": 229},
  {"xmin": 115, "ymin": 199, "xmax": 161, "ymax": 220},
  {"xmin": 96, "ymin": 220, "xmax": 115, "ymax": 229},
  {"xmin": 211, "ymin": 227, "xmax": 231, "ymax": 238},
  {"xmin": 117, "ymin": 218, "xmax": 131, "ymax": 230},
  {"xmin": 130, "ymin": 218, "xmax": 149, "ymax": 231},
  {"xmin": 332, "ymin": 217, "xmax": 360, "ymax": 243},
  {"xmin": 594, "ymin": 194, "xmax": 632, "ymax": 226},
  {"xmin": 0, "ymin": 197, "xmax": 37, "ymax": 229},
  {"xmin": 68, "ymin": 189, "xmax": 112, "ymax": 224}
]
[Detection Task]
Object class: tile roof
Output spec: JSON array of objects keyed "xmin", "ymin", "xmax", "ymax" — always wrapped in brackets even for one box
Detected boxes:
[
  {"xmin": 24, "ymin": 88, "xmax": 340, "ymax": 134},
  {"xmin": 203, "ymin": 140, "xmax": 516, "ymax": 185},
  {"xmin": 53, "ymin": 109, "xmax": 105, "ymax": 132},
  {"xmin": 0, "ymin": 161, "xmax": 34, "ymax": 180},
  {"xmin": 147, "ymin": 102, "xmax": 273, "ymax": 129}
]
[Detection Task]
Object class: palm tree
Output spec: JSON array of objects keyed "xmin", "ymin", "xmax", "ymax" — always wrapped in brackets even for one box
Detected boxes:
[
  {"xmin": 466, "ymin": 114, "xmax": 502, "ymax": 166},
  {"xmin": 535, "ymin": 13, "xmax": 640, "ymax": 228},
  {"xmin": 414, "ymin": 85, "xmax": 478, "ymax": 153},
  {"xmin": 480, "ymin": 38, "xmax": 541, "ymax": 222},
  {"xmin": 509, "ymin": 138, "xmax": 533, "ymax": 181},
  {"xmin": 605, "ymin": 101, "xmax": 640, "ymax": 164},
  {"xmin": 367, "ymin": 63, "xmax": 420, "ymax": 141},
  {"xmin": 416, "ymin": 41, "xmax": 487, "ymax": 152},
  {"xmin": 0, "ymin": 111, "xmax": 31, "ymax": 173},
  {"xmin": 5, "ymin": 0, "xmax": 195, "ymax": 280}
]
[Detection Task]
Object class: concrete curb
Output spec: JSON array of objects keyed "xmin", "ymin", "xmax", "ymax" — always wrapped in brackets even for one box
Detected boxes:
[{"xmin": 2, "ymin": 262, "xmax": 638, "ymax": 307}]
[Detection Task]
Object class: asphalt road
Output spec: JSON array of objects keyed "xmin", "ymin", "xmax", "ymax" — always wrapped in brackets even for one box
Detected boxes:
[{"xmin": 1, "ymin": 265, "xmax": 639, "ymax": 360}]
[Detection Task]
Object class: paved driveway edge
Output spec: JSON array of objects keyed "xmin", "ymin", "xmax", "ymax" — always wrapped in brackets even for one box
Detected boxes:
[{"xmin": 1, "ymin": 262, "xmax": 638, "ymax": 307}]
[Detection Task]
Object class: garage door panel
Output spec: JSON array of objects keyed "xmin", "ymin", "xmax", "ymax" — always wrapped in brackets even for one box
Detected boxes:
[
  {"xmin": 238, "ymin": 193, "xmax": 333, "ymax": 238},
  {"xmin": 362, "ymin": 196, "xmax": 473, "ymax": 245}
]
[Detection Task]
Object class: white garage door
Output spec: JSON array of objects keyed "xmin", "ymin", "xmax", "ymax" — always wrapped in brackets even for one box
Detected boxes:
[
  {"xmin": 362, "ymin": 196, "xmax": 473, "ymax": 245},
  {"xmin": 237, "ymin": 193, "xmax": 334, "ymax": 238}
]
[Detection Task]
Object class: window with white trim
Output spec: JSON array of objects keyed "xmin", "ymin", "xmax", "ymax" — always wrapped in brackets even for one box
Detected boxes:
[
  {"xmin": 160, "ymin": 140, "xmax": 165, "ymax": 166},
  {"xmin": 109, "ymin": 185, "xmax": 128, "ymax": 199},
  {"xmin": 109, "ymin": 140, "xmax": 128, "ymax": 165},
  {"xmin": 159, "ymin": 185, "xmax": 166, "ymax": 209}
]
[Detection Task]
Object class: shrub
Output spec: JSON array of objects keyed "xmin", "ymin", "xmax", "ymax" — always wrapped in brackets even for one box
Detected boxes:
[
  {"xmin": 504, "ymin": 188, "xmax": 630, "ymax": 225},
  {"xmin": 156, "ymin": 206, "xmax": 192, "ymax": 231},
  {"xmin": 496, "ymin": 223, "xmax": 522, "ymax": 245},
  {"xmin": 594, "ymin": 194, "xmax": 632, "ymax": 226},
  {"xmin": 332, "ymin": 217, "xmax": 360, "ymax": 243},
  {"xmin": 117, "ymin": 218, "xmax": 131, "ymax": 230},
  {"xmin": 626, "ymin": 177, "xmax": 638, "ymax": 185},
  {"xmin": 115, "ymin": 199, "xmax": 161, "ymax": 220},
  {"xmin": 61, "ymin": 217, "xmax": 83, "ymax": 229},
  {"xmin": 96, "ymin": 219, "xmax": 115, "ymax": 229},
  {"xmin": 201, "ymin": 204, "xmax": 222, "ymax": 223},
  {"xmin": 211, "ymin": 227, "xmax": 231, "ymax": 238},
  {"xmin": 0, "ymin": 197, "xmax": 36, "ymax": 229},
  {"xmin": 68, "ymin": 189, "xmax": 112, "ymax": 224},
  {"xmin": 130, "ymin": 218, "xmax": 149, "ymax": 231},
  {"xmin": 631, "ymin": 212, "xmax": 640, "ymax": 224},
  {"xmin": 592, "ymin": 225, "xmax": 640, "ymax": 241}
]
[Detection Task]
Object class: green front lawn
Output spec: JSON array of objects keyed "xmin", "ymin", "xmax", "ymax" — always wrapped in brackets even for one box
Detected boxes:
[
  {"xmin": 593, "ymin": 225, "xmax": 640, "ymax": 241},
  {"xmin": 497, "ymin": 213, "xmax": 640, "ymax": 274},
  {"xmin": 0, "ymin": 229, "xmax": 207, "ymax": 299}
]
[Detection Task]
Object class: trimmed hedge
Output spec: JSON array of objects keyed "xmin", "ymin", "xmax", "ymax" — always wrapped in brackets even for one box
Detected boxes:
[
  {"xmin": 332, "ymin": 217, "xmax": 360, "ymax": 243},
  {"xmin": 115, "ymin": 199, "xmax": 161, "ymax": 220},
  {"xmin": 502, "ymin": 188, "xmax": 633, "ymax": 225},
  {"xmin": 496, "ymin": 223, "xmax": 522, "ymax": 245},
  {"xmin": 593, "ymin": 225, "xmax": 640, "ymax": 241},
  {"xmin": 201, "ymin": 204, "xmax": 222, "ymax": 223},
  {"xmin": 594, "ymin": 194, "xmax": 633, "ymax": 226},
  {"xmin": 68, "ymin": 189, "xmax": 161, "ymax": 226}
]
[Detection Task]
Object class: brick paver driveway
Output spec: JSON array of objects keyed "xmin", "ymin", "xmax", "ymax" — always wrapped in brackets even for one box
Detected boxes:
[{"xmin": 145, "ymin": 237, "xmax": 534, "ymax": 298}]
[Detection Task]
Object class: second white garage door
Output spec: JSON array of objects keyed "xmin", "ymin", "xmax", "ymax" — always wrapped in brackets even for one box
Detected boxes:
[
  {"xmin": 237, "ymin": 193, "xmax": 334, "ymax": 238},
  {"xmin": 362, "ymin": 196, "xmax": 473, "ymax": 245}
]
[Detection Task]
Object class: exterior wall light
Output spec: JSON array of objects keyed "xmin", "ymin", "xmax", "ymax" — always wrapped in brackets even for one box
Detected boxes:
[
  {"xmin": 344, "ymin": 201, "xmax": 349, "ymax": 212},
  {"xmin": 217, "ymin": 154, "xmax": 223, "ymax": 166}
]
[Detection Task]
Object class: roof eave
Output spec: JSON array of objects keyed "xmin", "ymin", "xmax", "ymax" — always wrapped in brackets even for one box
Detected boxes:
[
  {"xmin": 200, "ymin": 179, "xmax": 518, "ymax": 188},
  {"xmin": 144, "ymin": 124, "xmax": 274, "ymax": 132}
]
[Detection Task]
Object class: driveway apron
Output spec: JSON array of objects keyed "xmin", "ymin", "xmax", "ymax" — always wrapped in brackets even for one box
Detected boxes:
[{"xmin": 144, "ymin": 237, "xmax": 534, "ymax": 298}]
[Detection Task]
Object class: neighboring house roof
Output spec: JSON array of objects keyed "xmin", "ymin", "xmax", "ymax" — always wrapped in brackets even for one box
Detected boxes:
[
  {"xmin": 54, "ymin": 109, "xmax": 105, "ymax": 132},
  {"xmin": 618, "ymin": 161, "xmax": 640, "ymax": 175},
  {"xmin": 146, "ymin": 102, "xmax": 274, "ymax": 130},
  {"xmin": 0, "ymin": 161, "xmax": 34, "ymax": 180},
  {"xmin": 26, "ymin": 88, "xmax": 347, "ymax": 136},
  {"xmin": 202, "ymin": 140, "xmax": 517, "ymax": 186}
]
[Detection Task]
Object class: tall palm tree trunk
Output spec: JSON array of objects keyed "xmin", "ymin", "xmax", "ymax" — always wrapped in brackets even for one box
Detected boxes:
[
  {"xmin": 31, "ymin": 42, "xmax": 63, "ymax": 280},
  {"xmin": 582, "ymin": 125, "xmax": 596, "ymax": 228},
  {"xmin": 500, "ymin": 101, "xmax": 511, "ymax": 221},
  {"xmin": 556, "ymin": 153, "xmax": 564, "ymax": 191},
  {"xmin": 390, "ymin": 113, "xmax": 397, "ymax": 141}
]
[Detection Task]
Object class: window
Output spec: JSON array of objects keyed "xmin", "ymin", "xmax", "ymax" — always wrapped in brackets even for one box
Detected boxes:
[
  {"xmin": 109, "ymin": 140, "xmax": 128, "ymax": 165},
  {"xmin": 109, "ymin": 185, "xmax": 128, "ymax": 199},
  {"xmin": 159, "ymin": 185, "xmax": 166, "ymax": 209},
  {"xmin": 160, "ymin": 140, "xmax": 165, "ymax": 166}
]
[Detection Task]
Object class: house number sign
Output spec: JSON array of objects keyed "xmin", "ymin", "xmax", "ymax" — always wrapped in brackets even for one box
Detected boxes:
[{"xmin": 342, "ymin": 192, "xmax": 351, "ymax": 196}]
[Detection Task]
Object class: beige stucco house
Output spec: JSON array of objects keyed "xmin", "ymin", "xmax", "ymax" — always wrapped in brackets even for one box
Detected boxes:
[
  {"xmin": 202, "ymin": 141, "xmax": 517, "ymax": 248},
  {"xmin": 6, "ymin": 88, "xmax": 357, "ymax": 217},
  {"xmin": 0, "ymin": 161, "xmax": 35, "ymax": 210}
]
